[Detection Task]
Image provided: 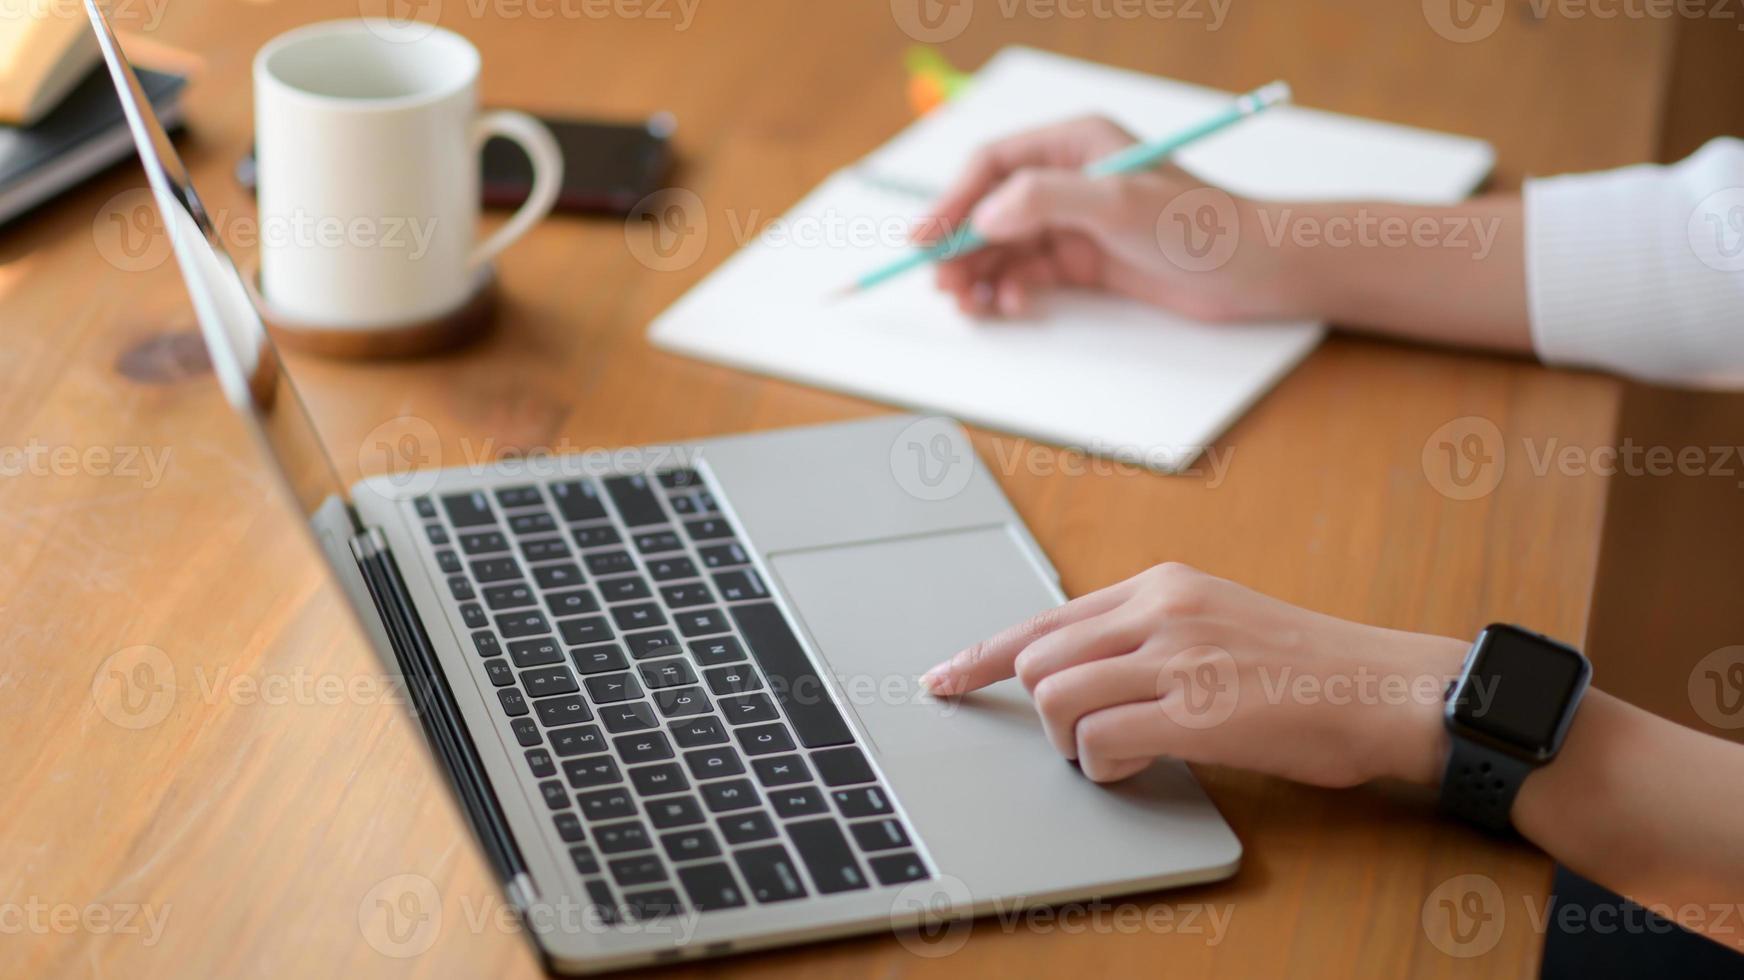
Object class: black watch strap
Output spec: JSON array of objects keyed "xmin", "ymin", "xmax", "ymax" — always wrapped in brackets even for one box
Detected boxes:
[{"xmin": 1439, "ymin": 738, "xmax": 1535, "ymax": 833}]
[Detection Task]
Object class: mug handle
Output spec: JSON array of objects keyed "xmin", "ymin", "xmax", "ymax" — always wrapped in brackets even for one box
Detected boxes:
[{"xmin": 468, "ymin": 109, "xmax": 563, "ymax": 271}]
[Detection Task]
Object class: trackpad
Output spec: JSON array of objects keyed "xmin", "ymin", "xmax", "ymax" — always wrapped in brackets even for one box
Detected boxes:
[{"xmin": 766, "ymin": 525, "xmax": 1061, "ymax": 757}]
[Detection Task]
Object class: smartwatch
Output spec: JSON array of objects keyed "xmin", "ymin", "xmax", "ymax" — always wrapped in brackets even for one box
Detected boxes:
[{"xmin": 1440, "ymin": 624, "xmax": 1592, "ymax": 833}]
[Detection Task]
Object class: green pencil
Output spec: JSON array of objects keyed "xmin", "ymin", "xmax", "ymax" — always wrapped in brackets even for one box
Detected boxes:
[{"xmin": 832, "ymin": 80, "xmax": 1291, "ymax": 299}]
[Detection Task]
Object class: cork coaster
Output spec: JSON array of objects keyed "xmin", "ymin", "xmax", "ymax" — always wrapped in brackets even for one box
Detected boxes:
[{"xmin": 244, "ymin": 261, "xmax": 497, "ymax": 359}]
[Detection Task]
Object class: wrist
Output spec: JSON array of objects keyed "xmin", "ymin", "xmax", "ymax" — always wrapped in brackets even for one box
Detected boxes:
[{"xmin": 1382, "ymin": 634, "xmax": 1469, "ymax": 788}]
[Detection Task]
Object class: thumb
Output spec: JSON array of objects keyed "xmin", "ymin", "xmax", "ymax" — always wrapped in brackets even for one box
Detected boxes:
[{"xmin": 968, "ymin": 168, "xmax": 1123, "ymax": 244}]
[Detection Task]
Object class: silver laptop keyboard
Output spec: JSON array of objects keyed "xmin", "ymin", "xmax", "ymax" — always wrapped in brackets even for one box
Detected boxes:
[{"xmin": 411, "ymin": 469, "xmax": 932, "ymax": 922}]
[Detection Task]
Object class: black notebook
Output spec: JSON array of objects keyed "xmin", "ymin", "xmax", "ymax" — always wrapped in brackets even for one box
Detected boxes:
[{"xmin": 0, "ymin": 63, "xmax": 186, "ymax": 228}]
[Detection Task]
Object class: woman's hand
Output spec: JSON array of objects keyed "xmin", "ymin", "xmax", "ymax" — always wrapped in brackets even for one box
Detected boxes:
[
  {"xmin": 920, "ymin": 562, "xmax": 1469, "ymax": 787},
  {"xmin": 914, "ymin": 115, "xmax": 1308, "ymax": 321}
]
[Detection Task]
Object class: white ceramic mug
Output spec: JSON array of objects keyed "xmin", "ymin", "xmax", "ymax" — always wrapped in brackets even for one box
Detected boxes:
[{"xmin": 253, "ymin": 20, "xmax": 561, "ymax": 327}]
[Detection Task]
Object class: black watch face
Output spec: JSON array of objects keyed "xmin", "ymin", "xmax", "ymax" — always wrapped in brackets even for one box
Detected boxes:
[{"xmin": 1449, "ymin": 625, "xmax": 1591, "ymax": 757}]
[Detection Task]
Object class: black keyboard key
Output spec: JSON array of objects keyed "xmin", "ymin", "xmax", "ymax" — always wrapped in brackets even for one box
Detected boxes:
[
  {"xmin": 585, "ymin": 551, "xmax": 636, "ymax": 577},
  {"xmin": 668, "ymin": 492, "xmax": 701, "ymax": 516},
  {"xmin": 497, "ymin": 689, "xmax": 529, "ymax": 716},
  {"xmin": 511, "ymin": 717, "xmax": 542, "ymax": 747},
  {"xmin": 538, "ymin": 779, "xmax": 568, "ymax": 810},
  {"xmin": 571, "ymin": 643, "xmax": 629, "ymax": 675},
  {"xmin": 869, "ymin": 852, "xmax": 929, "ymax": 885},
  {"xmin": 532, "ymin": 563, "xmax": 584, "ymax": 590},
  {"xmin": 558, "ymin": 616, "xmax": 614, "ymax": 647},
  {"xmin": 718, "ymin": 693, "xmax": 779, "ymax": 725},
  {"xmin": 461, "ymin": 604, "xmax": 490, "ymax": 630},
  {"xmin": 546, "ymin": 589, "xmax": 601, "ymax": 618},
  {"xmin": 684, "ymin": 518, "xmax": 733, "ymax": 541},
  {"xmin": 811, "ymin": 746, "xmax": 876, "ymax": 787},
  {"xmin": 770, "ymin": 786, "xmax": 828, "ymax": 819},
  {"xmin": 522, "ymin": 666, "xmax": 579, "ymax": 699},
  {"xmin": 629, "ymin": 762, "xmax": 689, "ymax": 797},
  {"xmin": 626, "ymin": 630, "xmax": 682, "ymax": 659},
  {"xmin": 595, "ymin": 821, "xmax": 652, "ymax": 854},
  {"xmin": 622, "ymin": 888, "xmax": 684, "ymax": 920},
  {"xmin": 598, "ymin": 702, "xmax": 657, "ymax": 732},
  {"xmin": 712, "ymin": 569, "xmax": 770, "ymax": 602},
  {"xmin": 436, "ymin": 549, "xmax": 462, "ymax": 574},
  {"xmin": 611, "ymin": 603, "xmax": 666, "ymax": 631},
  {"xmin": 484, "ymin": 582, "xmax": 537, "ymax": 610},
  {"xmin": 646, "ymin": 795, "xmax": 705, "ymax": 829},
  {"xmin": 567, "ymin": 757, "xmax": 622, "ymax": 789},
  {"xmin": 671, "ymin": 716, "xmax": 728, "ymax": 748},
  {"xmin": 460, "ymin": 530, "xmax": 510, "ymax": 555},
  {"xmin": 496, "ymin": 485, "xmax": 542, "ymax": 509},
  {"xmin": 554, "ymin": 812, "xmax": 586, "ymax": 842},
  {"xmin": 720, "ymin": 810, "xmax": 777, "ymax": 845},
  {"xmin": 578, "ymin": 787, "xmax": 636, "ymax": 822},
  {"xmin": 704, "ymin": 664, "xmax": 761, "ymax": 696},
  {"xmin": 484, "ymin": 660, "xmax": 514, "ymax": 687},
  {"xmin": 675, "ymin": 608, "xmax": 729, "ymax": 637},
  {"xmin": 525, "ymin": 748, "xmax": 556, "ymax": 779},
  {"xmin": 614, "ymin": 731, "xmax": 674, "ymax": 765},
  {"xmin": 521, "ymin": 537, "xmax": 571, "ymax": 562},
  {"xmin": 646, "ymin": 556, "xmax": 698, "ymax": 582},
  {"xmin": 448, "ymin": 576, "xmax": 475, "ymax": 601},
  {"xmin": 660, "ymin": 828, "xmax": 721, "ymax": 862},
  {"xmin": 535, "ymin": 694, "xmax": 591, "ymax": 728},
  {"xmin": 736, "ymin": 723, "xmax": 795, "ymax": 756},
  {"xmin": 678, "ymin": 862, "xmax": 747, "ymax": 912},
  {"xmin": 509, "ymin": 512, "xmax": 557, "ymax": 536},
  {"xmin": 734, "ymin": 603, "xmax": 854, "ymax": 748},
  {"xmin": 832, "ymin": 786, "xmax": 893, "ymax": 818},
  {"xmin": 652, "ymin": 686, "xmax": 711, "ymax": 718},
  {"xmin": 442, "ymin": 491, "xmax": 494, "ymax": 527},
  {"xmin": 472, "ymin": 630, "xmax": 502, "ymax": 658},
  {"xmin": 637, "ymin": 658, "xmax": 697, "ymax": 689},
  {"xmin": 683, "ymin": 746, "xmax": 745, "ymax": 780},
  {"xmin": 415, "ymin": 496, "xmax": 437, "ymax": 519},
  {"xmin": 751, "ymin": 755, "xmax": 809, "ymax": 788},
  {"xmin": 570, "ymin": 846, "xmax": 599, "ymax": 875},
  {"xmin": 701, "ymin": 778, "xmax": 758, "ymax": 813},
  {"xmin": 604, "ymin": 474, "xmax": 666, "ymax": 527},
  {"xmin": 584, "ymin": 672, "xmax": 642, "ymax": 704},
  {"xmin": 550, "ymin": 724, "xmax": 606, "ymax": 758},
  {"xmin": 735, "ymin": 844, "xmax": 806, "ymax": 903},
  {"xmin": 509, "ymin": 637, "xmax": 563, "ymax": 668},
  {"xmin": 698, "ymin": 542, "xmax": 750, "ymax": 569},
  {"xmin": 496, "ymin": 611, "xmax": 551, "ymax": 639},
  {"xmin": 787, "ymin": 818, "xmax": 868, "ymax": 893},
  {"xmin": 609, "ymin": 854, "xmax": 668, "ymax": 887},
  {"xmin": 659, "ymin": 583, "xmax": 714, "ymax": 608},
  {"xmin": 849, "ymin": 818, "xmax": 911, "ymax": 852},
  {"xmin": 552, "ymin": 480, "xmax": 607, "ymax": 523},
  {"xmin": 584, "ymin": 879, "xmax": 617, "ymax": 922},
  {"xmin": 427, "ymin": 524, "xmax": 449, "ymax": 544},
  {"xmin": 688, "ymin": 636, "xmax": 747, "ymax": 666},
  {"xmin": 657, "ymin": 468, "xmax": 701, "ymax": 489},
  {"xmin": 599, "ymin": 575, "xmax": 652, "ymax": 604},
  {"xmin": 571, "ymin": 524, "xmax": 622, "ymax": 549},
  {"xmin": 634, "ymin": 530, "xmax": 683, "ymax": 554}
]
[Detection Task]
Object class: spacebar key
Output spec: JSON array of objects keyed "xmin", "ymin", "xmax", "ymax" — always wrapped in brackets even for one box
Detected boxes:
[{"xmin": 730, "ymin": 603, "xmax": 853, "ymax": 747}]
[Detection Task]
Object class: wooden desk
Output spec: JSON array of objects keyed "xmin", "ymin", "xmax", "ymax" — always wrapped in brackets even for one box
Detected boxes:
[{"xmin": 0, "ymin": 1, "xmax": 1685, "ymax": 976}]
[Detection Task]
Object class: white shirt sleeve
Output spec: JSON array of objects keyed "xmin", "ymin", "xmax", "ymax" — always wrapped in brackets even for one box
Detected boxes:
[{"xmin": 1525, "ymin": 137, "xmax": 1744, "ymax": 389}]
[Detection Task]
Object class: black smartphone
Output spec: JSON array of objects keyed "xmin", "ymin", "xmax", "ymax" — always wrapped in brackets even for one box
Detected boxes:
[{"xmin": 235, "ymin": 112, "xmax": 675, "ymax": 216}]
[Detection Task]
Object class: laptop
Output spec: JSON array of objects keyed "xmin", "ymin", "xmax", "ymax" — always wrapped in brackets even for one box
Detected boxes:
[{"xmin": 85, "ymin": 4, "xmax": 1241, "ymax": 971}]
